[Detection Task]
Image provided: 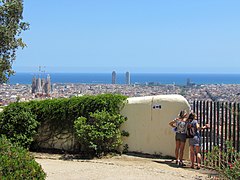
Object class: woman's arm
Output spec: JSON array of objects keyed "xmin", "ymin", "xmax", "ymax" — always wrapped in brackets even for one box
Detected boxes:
[
  {"xmin": 169, "ymin": 119, "xmax": 176, "ymax": 127},
  {"xmin": 201, "ymin": 124, "xmax": 210, "ymax": 130},
  {"xmin": 196, "ymin": 123, "xmax": 210, "ymax": 130}
]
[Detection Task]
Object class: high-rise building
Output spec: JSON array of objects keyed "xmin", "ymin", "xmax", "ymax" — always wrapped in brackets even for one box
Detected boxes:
[
  {"xmin": 125, "ymin": 71, "xmax": 130, "ymax": 85},
  {"xmin": 31, "ymin": 76, "xmax": 37, "ymax": 93},
  {"xmin": 46, "ymin": 74, "xmax": 51, "ymax": 94},
  {"xmin": 112, "ymin": 71, "xmax": 116, "ymax": 84}
]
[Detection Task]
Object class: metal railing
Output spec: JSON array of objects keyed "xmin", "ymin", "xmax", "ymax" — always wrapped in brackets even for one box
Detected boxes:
[{"xmin": 193, "ymin": 100, "xmax": 240, "ymax": 161}]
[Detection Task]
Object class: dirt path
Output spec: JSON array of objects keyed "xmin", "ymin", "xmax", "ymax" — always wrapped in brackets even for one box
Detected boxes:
[{"xmin": 34, "ymin": 153, "xmax": 217, "ymax": 180}]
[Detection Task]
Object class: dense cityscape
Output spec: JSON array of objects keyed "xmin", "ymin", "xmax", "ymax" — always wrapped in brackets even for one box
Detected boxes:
[{"xmin": 1, "ymin": 72, "xmax": 240, "ymax": 108}]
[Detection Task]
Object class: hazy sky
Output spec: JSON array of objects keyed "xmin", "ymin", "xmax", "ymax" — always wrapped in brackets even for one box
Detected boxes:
[{"xmin": 13, "ymin": 0, "xmax": 240, "ymax": 73}]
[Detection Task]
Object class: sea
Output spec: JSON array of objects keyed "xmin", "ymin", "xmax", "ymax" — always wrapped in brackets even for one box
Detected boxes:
[{"xmin": 8, "ymin": 73, "xmax": 240, "ymax": 85}]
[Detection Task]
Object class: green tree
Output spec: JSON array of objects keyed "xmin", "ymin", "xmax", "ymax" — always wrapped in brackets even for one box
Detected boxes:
[{"xmin": 0, "ymin": 0, "xmax": 29, "ymax": 83}]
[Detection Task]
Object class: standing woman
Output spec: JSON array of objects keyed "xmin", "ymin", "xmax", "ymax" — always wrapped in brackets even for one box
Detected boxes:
[
  {"xmin": 187, "ymin": 112, "xmax": 209, "ymax": 169},
  {"xmin": 169, "ymin": 110, "xmax": 188, "ymax": 166}
]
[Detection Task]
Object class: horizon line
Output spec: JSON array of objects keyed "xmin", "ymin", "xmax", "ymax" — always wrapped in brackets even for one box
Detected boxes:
[{"xmin": 13, "ymin": 71, "xmax": 240, "ymax": 75}]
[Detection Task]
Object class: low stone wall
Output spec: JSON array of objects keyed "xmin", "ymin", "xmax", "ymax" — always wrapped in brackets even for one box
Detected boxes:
[{"xmin": 34, "ymin": 123, "xmax": 80, "ymax": 152}]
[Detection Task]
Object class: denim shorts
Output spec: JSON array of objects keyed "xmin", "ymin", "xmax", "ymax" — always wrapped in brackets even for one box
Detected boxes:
[
  {"xmin": 189, "ymin": 135, "xmax": 201, "ymax": 146},
  {"xmin": 175, "ymin": 133, "xmax": 187, "ymax": 142}
]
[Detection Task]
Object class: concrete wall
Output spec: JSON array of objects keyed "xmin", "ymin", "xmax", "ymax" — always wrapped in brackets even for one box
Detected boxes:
[{"xmin": 120, "ymin": 94, "xmax": 190, "ymax": 159}]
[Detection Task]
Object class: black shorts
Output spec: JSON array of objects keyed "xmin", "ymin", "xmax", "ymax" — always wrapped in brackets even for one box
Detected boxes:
[{"xmin": 175, "ymin": 133, "xmax": 187, "ymax": 142}]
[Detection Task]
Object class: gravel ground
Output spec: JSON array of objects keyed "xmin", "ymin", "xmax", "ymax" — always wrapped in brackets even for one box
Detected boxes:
[{"xmin": 34, "ymin": 153, "xmax": 217, "ymax": 180}]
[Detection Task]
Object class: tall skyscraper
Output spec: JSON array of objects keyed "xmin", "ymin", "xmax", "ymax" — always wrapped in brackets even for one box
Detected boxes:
[
  {"xmin": 112, "ymin": 71, "xmax": 116, "ymax": 84},
  {"xmin": 46, "ymin": 74, "xmax": 51, "ymax": 94},
  {"xmin": 31, "ymin": 76, "xmax": 37, "ymax": 93},
  {"xmin": 125, "ymin": 71, "xmax": 130, "ymax": 85}
]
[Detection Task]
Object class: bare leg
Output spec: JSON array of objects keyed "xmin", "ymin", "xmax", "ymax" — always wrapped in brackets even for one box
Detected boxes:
[
  {"xmin": 195, "ymin": 146, "xmax": 201, "ymax": 168},
  {"xmin": 175, "ymin": 140, "xmax": 180, "ymax": 163},
  {"xmin": 179, "ymin": 141, "xmax": 186, "ymax": 162},
  {"xmin": 190, "ymin": 146, "xmax": 195, "ymax": 168}
]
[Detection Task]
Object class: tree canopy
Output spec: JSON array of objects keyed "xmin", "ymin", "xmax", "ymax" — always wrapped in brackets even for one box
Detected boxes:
[{"xmin": 0, "ymin": 0, "xmax": 29, "ymax": 83}]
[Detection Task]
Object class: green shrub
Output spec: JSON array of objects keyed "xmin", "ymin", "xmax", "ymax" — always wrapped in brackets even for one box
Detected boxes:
[
  {"xmin": 74, "ymin": 110, "xmax": 127, "ymax": 157},
  {"xmin": 0, "ymin": 102, "xmax": 39, "ymax": 148},
  {"xmin": 26, "ymin": 94, "xmax": 127, "ymax": 131},
  {"xmin": 0, "ymin": 135, "xmax": 46, "ymax": 179},
  {"xmin": 27, "ymin": 94, "xmax": 127, "ymax": 151},
  {"xmin": 205, "ymin": 141, "xmax": 240, "ymax": 180},
  {"xmin": 0, "ymin": 94, "xmax": 127, "ymax": 152}
]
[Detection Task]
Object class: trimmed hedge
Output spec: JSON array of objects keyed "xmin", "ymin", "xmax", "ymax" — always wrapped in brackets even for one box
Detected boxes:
[
  {"xmin": 0, "ymin": 94, "xmax": 128, "ymax": 154},
  {"xmin": 27, "ymin": 94, "xmax": 127, "ymax": 132}
]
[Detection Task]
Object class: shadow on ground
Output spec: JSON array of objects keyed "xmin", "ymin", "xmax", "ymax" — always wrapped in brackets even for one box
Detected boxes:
[
  {"xmin": 123, "ymin": 151, "xmax": 219, "ymax": 179},
  {"xmin": 153, "ymin": 159, "xmax": 219, "ymax": 179}
]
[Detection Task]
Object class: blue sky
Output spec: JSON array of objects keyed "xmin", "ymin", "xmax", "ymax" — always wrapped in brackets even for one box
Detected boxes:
[{"xmin": 14, "ymin": 0, "xmax": 240, "ymax": 73}]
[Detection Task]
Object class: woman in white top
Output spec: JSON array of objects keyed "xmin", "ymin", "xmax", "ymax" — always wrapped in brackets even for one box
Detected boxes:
[{"xmin": 169, "ymin": 110, "xmax": 188, "ymax": 166}]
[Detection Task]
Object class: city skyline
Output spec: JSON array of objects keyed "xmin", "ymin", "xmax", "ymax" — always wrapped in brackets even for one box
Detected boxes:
[{"xmin": 13, "ymin": 1, "xmax": 240, "ymax": 74}]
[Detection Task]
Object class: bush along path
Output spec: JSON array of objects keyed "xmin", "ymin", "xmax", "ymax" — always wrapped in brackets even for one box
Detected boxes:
[{"xmin": 0, "ymin": 135, "xmax": 46, "ymax": 179}]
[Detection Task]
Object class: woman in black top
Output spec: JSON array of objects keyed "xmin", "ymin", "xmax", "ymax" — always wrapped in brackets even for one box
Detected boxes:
[{"xmin": 187, "ymin": 112, "xmax": 209, "ymax": 169}]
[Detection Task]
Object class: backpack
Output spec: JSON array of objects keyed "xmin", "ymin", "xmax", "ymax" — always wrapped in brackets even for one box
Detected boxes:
[{"xmin": 186, "ymin": 122, "xmax": 195, "ymax": 138}]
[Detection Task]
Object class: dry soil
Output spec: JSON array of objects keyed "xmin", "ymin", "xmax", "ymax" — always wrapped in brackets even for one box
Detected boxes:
[{"xmin": 34, "ymin": 153, "xmax": 217, "ymax": 180}]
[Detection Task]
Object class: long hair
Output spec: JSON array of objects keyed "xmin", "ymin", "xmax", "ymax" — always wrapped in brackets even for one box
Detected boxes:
[{"xmin": 187, "ymin": 112, "xmax": 196, "ymax": 122}]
